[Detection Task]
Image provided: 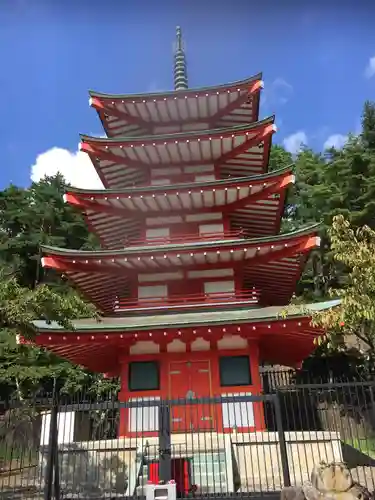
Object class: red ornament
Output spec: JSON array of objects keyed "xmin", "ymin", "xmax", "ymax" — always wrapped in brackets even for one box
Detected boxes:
[{"xmin": 339, "ymin": 321, "xmax": 345, "ymax": 327}]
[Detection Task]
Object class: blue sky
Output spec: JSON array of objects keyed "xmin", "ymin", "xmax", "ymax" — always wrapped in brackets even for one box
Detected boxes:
[{"xmin": 1, "ymin": 0, "xmax": 375, "ymax": 189}]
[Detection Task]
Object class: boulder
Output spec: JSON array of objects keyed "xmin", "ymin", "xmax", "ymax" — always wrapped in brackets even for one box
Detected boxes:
[
  {"xmin": 310, "ymin": 462, "xmax": 353, "ymax": 493},
  {"xmin": 281, "ymin": 462, "xmax": 373, "ymax": 500}
]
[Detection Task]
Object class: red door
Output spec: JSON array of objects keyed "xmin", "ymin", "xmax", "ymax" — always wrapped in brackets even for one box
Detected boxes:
[{"xmin": 169, "ymin": 360, "xmax": 214, "ymax": 432}]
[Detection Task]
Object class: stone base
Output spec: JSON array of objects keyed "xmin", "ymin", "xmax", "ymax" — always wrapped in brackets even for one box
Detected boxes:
[
  {"xmin": 36, "ymin": 431, "xmax": 342, "ymax": 496},
  {"xmin": 232, "ymin": 431, "xmax": 342, "ymax": 491}
]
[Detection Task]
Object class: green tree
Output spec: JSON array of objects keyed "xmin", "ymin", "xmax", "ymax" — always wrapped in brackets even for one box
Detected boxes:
[
  {"xmin": 362, "ymin": 100, "xmax": 375, "ymax": 150},
  {"xmin": 0, "ymin": 174, "xmax": 98, "ymax": 290},
  {"xmin": 313, "ymin": 215, "xmax": 375, "ymax": 364},
  {"xmin": 0, "ymin": 263, "xmax": 96, "ymax": 399},
  {"xmin": 0, "ymin": 174, "xmax": 101, "ymax": 398},
  {"xmin": 280, "ymin": 101, "xmax": 375, "ymax": 301},
  {"xmin": 268, "ymin": 144, "xmax": 293, "ymax": 172}
]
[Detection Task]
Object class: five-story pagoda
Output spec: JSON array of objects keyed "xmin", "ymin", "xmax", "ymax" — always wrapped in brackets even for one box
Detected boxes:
[{"xmin": 29, "ymin": 28, "xmax": 337, "ymax": 436}]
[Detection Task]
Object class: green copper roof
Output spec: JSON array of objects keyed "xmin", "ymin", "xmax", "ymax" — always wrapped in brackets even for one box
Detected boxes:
[
  {"xmin": 41, "ymin": 223, "xmax": 321, "ymax": 257},
  {"xmin": 80, "ymin": 116, "xmax": 274, "ymax": 145},
  {"xmin": 66, "ymin": 165, "xmax": 294, "ymax": 196},
  {"xmin": 89, "ymin": 73, "xmax": 262, "ymax": 101},
  {"xmin": 33, "ymin": 300, "xmax": 340, "ymax": 333}
]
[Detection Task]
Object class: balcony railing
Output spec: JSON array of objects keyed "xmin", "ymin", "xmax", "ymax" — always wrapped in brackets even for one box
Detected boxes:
[
  {"xmin": 114, "ymin": 289, "xmax": 259, "ymax": 313},
  {"xmin": 125, "ymin": 229, "xmax": 245, "ymax": 247}
]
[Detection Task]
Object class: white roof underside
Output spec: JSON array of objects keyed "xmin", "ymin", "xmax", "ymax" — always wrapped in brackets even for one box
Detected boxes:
[
  {"xmin": 92, "ymin": 83, "xmax": 261, "ymax": 138},
  {"xmin": 85, "ymin": 125, "xmax": 272, "ymax": 189}
]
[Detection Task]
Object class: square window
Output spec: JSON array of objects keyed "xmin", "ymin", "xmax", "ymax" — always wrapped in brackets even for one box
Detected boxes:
[
  {"xmin": 219, "ymin": 356, "xmax": 251, "ymax": 387},
  {"xmin": 129, "ymin": 361, "xmax": 160, "ymax": 391}
]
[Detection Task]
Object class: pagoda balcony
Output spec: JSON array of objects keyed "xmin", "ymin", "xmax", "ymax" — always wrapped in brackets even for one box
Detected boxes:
[
  {"xmin": 125, "ymin": 229, "xmax": 245, "ymax": 247},
  {"xmin": 114, "ymin": 289, "xmax": 259, "ymax": 314}
]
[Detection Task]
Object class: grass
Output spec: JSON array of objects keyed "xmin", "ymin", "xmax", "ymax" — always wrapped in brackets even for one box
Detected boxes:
[
  {"xmin": 0, "ymin": 443, "xmax": 38, "ymax": 472},
  {"xmin": 343, "ymin": 437, "xmax": 375, "ymax": 459}
]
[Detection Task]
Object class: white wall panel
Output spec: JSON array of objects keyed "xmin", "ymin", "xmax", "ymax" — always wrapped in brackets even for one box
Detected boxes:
[
  {"xmin": 138, "ymin": 284, "xmax": 168, "ymax": 300},
  {"xmin": 199, "ymin": 223, "xmax": 224, "ymax": 235},
  {"xmin": 129, "ymin": 397, "xmax": 160, "ymax": 432},
  {"xmin": 204, "ymin": 280, "xmax": 235, "ymax": 295},
  {"xmin": 145, "ymin": 227, "xmax": 170, "ymax": 240},
  {"xmin": 221, "ymin": 393, "xmax": 254, "ymax": 429}
]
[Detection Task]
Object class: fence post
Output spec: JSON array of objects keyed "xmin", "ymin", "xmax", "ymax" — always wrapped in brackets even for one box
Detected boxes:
[
  {"xmin": 158, "ymin": 402, "xmax": 171, "ymax": 483},
  {"xmin": 273, "ymin": 391, "xmax": 291, "ymax": 487},
  {"xmin": 53, "ymin": 429, "xmax": 61, "ymax": 500},
  {"xmin": 43, "ymin": 396, "xmax": 59, "ymax": 500}
]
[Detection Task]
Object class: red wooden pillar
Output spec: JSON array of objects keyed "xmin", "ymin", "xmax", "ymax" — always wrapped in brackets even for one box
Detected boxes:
[
  {"xmin": 249, "ymin": 340, "xmax": 266, "ymax": 431},
  {"xmin": 118, "ymin": 360, "xmax": 129, "ymax": 437}
]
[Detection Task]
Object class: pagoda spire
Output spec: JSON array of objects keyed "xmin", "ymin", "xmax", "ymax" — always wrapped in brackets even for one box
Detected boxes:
[{"xmin": 174, "ymin": 26, "xmax": 188, "ymax": 91}]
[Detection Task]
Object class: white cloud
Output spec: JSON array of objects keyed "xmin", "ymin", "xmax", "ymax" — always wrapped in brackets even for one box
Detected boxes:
[
  {"xmin": 30, "ymin": 147, "xmax": 103, "ymax": 189},
  {"xmin": 364, "ymin": 56, "xmax": 375, "ymax": 79},
  {"xmin": 263, "ymin": 77, "xmax": 294, "ymax": 108},
  {"xmin": 283, "ymin": 131, "xmax": 308, "ymax": 154},
  {"xmin": 323, "ymin": 133, "xmax": 347, "ymax": 150},
  {"xmin": 273, "ymin": 77, "xmax": 293, "ymax": 92}
]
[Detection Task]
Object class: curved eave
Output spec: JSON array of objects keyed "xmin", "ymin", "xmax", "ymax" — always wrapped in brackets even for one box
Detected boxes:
[
  {"xmin": 81, "ymin": 116, "xmax": 275, "ymax": 147},
  {"xmin": 65, "ymin": 168, "xmax": 295, "ymax": 249},
  {"xmin": 41, "ymin": 223, "xmax": 320, "ymax": 259},
  {"xmin": 28, "ymin": 300, "xmax": 339, "ymax": 370},
  {"xmin": 66, "ymin": 165, "xmax": 294, "ymax": 198},
  {"xmin": 81, "ymin": 118, "xmax": 275, "ymax": 189},
  {"xmin": 89, "ymin": 73, "xmax": 263, "ymax": 102},
  {"xmin": 74, "ymin": 189, "xmax": 291, "ymax": 250},
  {"xmin": 31, "ymin": 299, "xmax": 341, "ymax": 333},
  {"xmin": 90, "ymin": 75, "xmax": 263, "ymax": 138},
  {"xmin": 28, "ymin": 327, "xmax": 318, "ymax": 373},
  {"xmin": 30, "ymin": 326, "xmax": 319, "ymax": 370},
  {"xmin": 40, "ymin": 225, "xmax": 321, "ymax": 312},
  {"xmin": 65, "ymin": 167, "xmax": 294, "ymax": 216}
]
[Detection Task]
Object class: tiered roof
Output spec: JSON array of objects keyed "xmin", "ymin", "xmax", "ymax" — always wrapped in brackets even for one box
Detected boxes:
[
  {"xmin": 40, "ymin": 77, "xmax": 319, "ymax": 315},
  {"xmin": 27, "ymin": 27, "xmax": 338, "ymax": 371}
]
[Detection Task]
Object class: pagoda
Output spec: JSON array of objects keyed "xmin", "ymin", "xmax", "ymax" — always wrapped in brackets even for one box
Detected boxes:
[{"xmin": 28, "ymin": 27, "xmax": 337, "ymax": 437}]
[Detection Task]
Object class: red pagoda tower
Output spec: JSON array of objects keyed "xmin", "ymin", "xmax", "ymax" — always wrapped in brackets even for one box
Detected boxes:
[{"xmin": 30, "ymin": 27, "xmax": 337, "ymax": 437}]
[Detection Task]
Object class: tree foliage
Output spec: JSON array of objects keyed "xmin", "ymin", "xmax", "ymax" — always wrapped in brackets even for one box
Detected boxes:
[
  {"xmin": 0, "ymin": 176, "xmax": 101, "ymax": 398},
  {"xmin": 313, "ymin": 215, "xmax": 375, "ymax": 359}
]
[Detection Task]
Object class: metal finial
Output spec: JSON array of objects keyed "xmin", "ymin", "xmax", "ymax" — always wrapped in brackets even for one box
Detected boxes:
[
  {"xmin": 176, "ymin": 26, "xmax": 182, "ymax": 51},
  {"xmin": 173, "ymin": 26, "xmax": 188, "ymax": 91}
]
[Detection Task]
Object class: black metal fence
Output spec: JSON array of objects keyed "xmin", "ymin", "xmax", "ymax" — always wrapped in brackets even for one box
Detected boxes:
[{"xmin": 0, "ymin": 381, "xmax": 374, "ymax": 499}]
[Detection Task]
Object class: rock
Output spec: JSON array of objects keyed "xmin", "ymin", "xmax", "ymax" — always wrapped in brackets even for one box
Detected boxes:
[
  {"xmin": 311, "ymin": 462, "xmax": 353, "ymax": 493},
  {"xmin": 281, "ymin": 462, "xmax": 374, "ymax": 500},
  {"xmin": 302, "ymin": 481, "xmax": 322, "ymax": 500}
]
